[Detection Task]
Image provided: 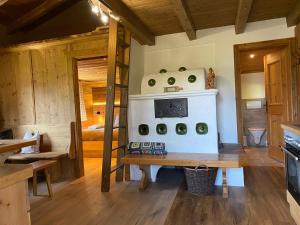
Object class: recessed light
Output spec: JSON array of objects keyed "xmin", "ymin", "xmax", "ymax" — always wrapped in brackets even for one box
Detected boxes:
[
  {"xmin": 249, "ymin": 54, "xmax": 255, "ymax": 58},
  {"xmin": 100, "ymin": 13, "xmax": 109, "ymax": 25},
  {"xmin": 91, "ymin": 5, "xmax": 99, "ymax": 14}
]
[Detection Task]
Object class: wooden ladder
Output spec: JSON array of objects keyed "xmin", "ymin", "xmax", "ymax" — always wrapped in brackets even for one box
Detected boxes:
[{"xmin": 101, "ymin": 19, "xmax": 131, "ymax": 192}]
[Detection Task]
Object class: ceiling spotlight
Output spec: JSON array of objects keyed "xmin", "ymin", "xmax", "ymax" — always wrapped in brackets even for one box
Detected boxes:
[
  {"xmin": 249, "ymin": 54, "xmax": 255, "ymax": 58},
  {"xmin": 91, "ymin": 5, "xmax": 99, "ymax": 14},
  {"xmin": 101, "ymin": 13, "xmax": 109, "ymax": 25}
]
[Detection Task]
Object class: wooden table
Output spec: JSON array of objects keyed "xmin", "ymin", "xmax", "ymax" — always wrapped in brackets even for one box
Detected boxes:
[
  {"xmin": 0, "ymin": 139, "xmax": 37, "ymax": 154},
  {"xmin": 0, "ymin": 139, "xmax": 37, "ymax": 164},
  {"xmin": 0, "ymin": 164, "xmax": 33, "ymax": 225},
  {"xmin": 123, "ymin": 153, "xmax": 247, "ymax": 198}
]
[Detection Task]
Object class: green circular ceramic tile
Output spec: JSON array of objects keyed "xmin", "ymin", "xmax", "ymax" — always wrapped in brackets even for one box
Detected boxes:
[
  {"xmin": 156, "ymin": 124, "xmax": 167, "ymax": 135},
  {"xmin": 148, "ymin": 79, "xmax": 156, "ymax": 87},
  {"xmin": 188, "ymin": 75, "xmax": 197, "ymax": 83},
  {"xmin": 196, "ymin": 123, "xmax": 208, "ymax": 135},
  {"xmin": 179, "ymin": 67, "xmax": 187, "ymax": 72},
  {"xmin": 168, "ymin": 77, "xmax": 176, "ymax": 85},
  {"xmin": 160, "ymin": 69, "xmax": 167, "ymax": 73},
  {"xmin": 139, "ymin": 124, "xmax": 149, "ymax": 135},
  {"xmin": 176, "ymin": 123, "xmax": 187, "ymax": 135}
]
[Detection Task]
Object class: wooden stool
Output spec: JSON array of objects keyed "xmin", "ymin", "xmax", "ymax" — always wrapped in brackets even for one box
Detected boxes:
[{"xmin": 30, "ymin": 160, "xmax": 56, "ymax": 198}]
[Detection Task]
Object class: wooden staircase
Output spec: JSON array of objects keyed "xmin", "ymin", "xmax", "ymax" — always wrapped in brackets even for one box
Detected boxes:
[{"xmin": 101, "ymin": 19, "xmax": 131, "ymax": 192}]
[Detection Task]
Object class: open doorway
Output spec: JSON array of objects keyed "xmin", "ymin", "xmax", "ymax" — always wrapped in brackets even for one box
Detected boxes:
[
  {"xmin": 234, "ymin": 38, "xmax": 295, "ymax": 163},
  {"xmin": 76, "ymin": 56, "xmax": 120, "ymax": 171}
]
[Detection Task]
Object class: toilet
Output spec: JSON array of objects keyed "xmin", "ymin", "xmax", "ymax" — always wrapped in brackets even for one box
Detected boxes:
[{"xmin": 248, "ymin": 128, "xmax": 265, "ymax": 145}]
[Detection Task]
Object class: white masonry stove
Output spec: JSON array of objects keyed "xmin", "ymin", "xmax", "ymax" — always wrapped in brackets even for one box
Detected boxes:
[{"xmin": 128, "ymin": 68, "xmax": 244, "ymax": 186}]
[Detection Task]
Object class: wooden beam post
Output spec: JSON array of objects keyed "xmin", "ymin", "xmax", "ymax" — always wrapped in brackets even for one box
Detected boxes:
[
  {"xmin": 7, "ymin": 0, "xmax": 68, "ymax": 34},
  {"xmin": 235, "ymin": 0, "xmax": 254, "ymax": 34},
  {"xmin": 171, "ymin": 0, "xmax": 196, "ymax": 40},
  {"xmin": 286, "ymin": 1, "xmax": 300, "ymax": 27},
  {"xmin": 99, "ymin": 0, "xmax": 155, "ymax": 46},
  {"xmin": 101, "ymin": 18, "xmax": 118, "ymax": 192}
]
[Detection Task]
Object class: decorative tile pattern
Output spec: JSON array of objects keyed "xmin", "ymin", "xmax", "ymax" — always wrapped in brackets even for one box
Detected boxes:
[{"xmin": 128, "ymin": 142, "xmax": 167, "ymax": 155}]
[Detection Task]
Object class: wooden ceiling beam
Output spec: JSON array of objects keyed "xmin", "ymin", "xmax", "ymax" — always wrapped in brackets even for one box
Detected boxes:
[
  {"xmin": 171, "ymin": 0, "xmax": 196, "ymax": 40},
  {"xmin": 286, "ymin": 1, "xmax": 300, "ymax": 27},
  {"xmin": 7, "ymin": 0, "xmax": 67, "ymax": 34},
  {"xmin": 235, "ymin": 0, "xmax": 254, "ymax": 34},
  {"xmin": 99, "ymin": 0, "xmax": 155, "ymax": 46},
  {"xmin": 0, "ymin": 0, "xmax": 8, "ymax": 6}
]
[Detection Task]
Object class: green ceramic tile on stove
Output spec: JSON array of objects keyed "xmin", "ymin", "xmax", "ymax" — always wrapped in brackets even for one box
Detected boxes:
[
  {"xmin": 148, "ymin": 79, "xmax": 156, "ymax": 87},
  {"xmin": 179, "ymin": 67, "xmax": 187, "ymax": 72},
  {"xmin": 139, "ymin": 124, "xmax": 149, "ymax": 135},
  {"xmin": 196, "ymin": 123, "xmax": 208, "ymax": 135},
  {"xmin": 156, "ymin": 124, "xmax": 167, "ymax": 135},
  {"xmin": 168, "ymin": 77, "xmax": 176, "ymax": 85},
  {"xmin": 188, "ymin": 75, "xmax": 197, "ymax": 83},
  {"xmin": 176, "ymin": 123, "xmax": 187, "ymax": 135},
  {"xmin": 160, "ymin": 69, "xmax": 167, "ymax": 73}
]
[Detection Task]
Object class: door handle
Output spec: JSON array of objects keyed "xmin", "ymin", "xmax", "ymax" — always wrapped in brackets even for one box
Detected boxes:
[{"xmin": 281, "ymin": 146, "xmax": 299, "ymax": 161}]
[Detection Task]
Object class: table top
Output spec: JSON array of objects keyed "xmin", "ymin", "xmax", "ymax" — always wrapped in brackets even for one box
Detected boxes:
[
  {"xmin": 0, "ymin": 139, "xmax": 37, "ymax": 154},
  {"xmin": 123, "ymin": 152, "xmax": 247, "ymax": 168},
  {"xmin": 281, "ymin": 122, "xmax": 300, "ymax": 136},
  {"xmin": 0, "ymin": 164, "xmax": 33, "ymax": 189}
]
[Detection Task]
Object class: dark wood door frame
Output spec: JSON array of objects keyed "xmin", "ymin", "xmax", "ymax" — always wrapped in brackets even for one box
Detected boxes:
[{"xmin": 234, "ymin": 38, "xmax": 297, "ymax": 145}]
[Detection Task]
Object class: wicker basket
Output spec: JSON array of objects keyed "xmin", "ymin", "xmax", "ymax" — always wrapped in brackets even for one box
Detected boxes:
[{"xmin": 184, "ymin": 165, "xmax": 217, "ymax": 196}]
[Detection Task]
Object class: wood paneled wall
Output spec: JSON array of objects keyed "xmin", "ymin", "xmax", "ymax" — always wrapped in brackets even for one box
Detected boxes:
[
  {"xmin": 81, "ymin": 82, "xmax": 105, "ymax": 128},
  {"xmin": 0, "ymin": 30, "xmax": 109, "ymax": 163},
  {"xmin": 80, "ymin": 83, "xmax": 121, "ymax": 129}
]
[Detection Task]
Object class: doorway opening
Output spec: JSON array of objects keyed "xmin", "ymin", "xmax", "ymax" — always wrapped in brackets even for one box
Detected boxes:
[
  {"xmin": 234, "ymin": 38, "xmax": 295, "ymax": 163},
  {"xmin": 76, "ymin": 56, "xmax": 120, "ymax": 172}
]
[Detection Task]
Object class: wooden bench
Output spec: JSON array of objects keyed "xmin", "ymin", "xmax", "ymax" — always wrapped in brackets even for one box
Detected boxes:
[
  {"xmin": 123, "ymin": 153, "xmax": 247, "ymax": 198},
  {"xmin": 30, "ymin": 160, "xmax": 57, "ymax": 198},
  {"xmin": 8, "ymin": 152, "xmax": 68, "ymax": 161}
]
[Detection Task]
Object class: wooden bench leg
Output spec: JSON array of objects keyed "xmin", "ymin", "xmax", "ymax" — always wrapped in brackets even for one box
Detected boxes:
[
  {"xmin": 222, "ymin": 168, "xmax": 228, "ymax": 198},
  {"xmin": 139, "ymin": 165, "xmax": 150, "ymax": 191},
  {"xmin": 44, "ymin": 168, "xmax": 53, "ymax": 198},
  {"xmin": 32, "ymin": 171, "xmax": 38, "ymax": 196}
]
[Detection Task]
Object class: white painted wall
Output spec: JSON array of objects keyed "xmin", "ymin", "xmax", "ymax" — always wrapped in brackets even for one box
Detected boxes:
[
  {"xmin": 129, "ymin": 39, "xmax": 144, "ymax": 95},
  {"xmin": 241, "ymin": 72, "xmax": 265, "ymax": 99},
  {"xmin": 141, "ymin": 18, "xmax": 294, "ymax": 143}
]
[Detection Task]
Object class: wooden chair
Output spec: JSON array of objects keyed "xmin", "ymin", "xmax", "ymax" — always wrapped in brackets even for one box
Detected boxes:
[{"xmin": 30, "ymin": 160, "xmax": 57, "ymax": 198}]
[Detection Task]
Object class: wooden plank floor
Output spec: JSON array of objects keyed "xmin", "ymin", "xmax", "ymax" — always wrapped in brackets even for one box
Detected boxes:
[
  {"xmin": 30, "ymin": 158, "xmax": 182, "ymax": 225},
  {"xmin": 30, "ymin": 155, "xmax": 293, "ymax": 225},
  {"xmin": 164, "ymin": 166, "xmax": 295, "ymax": 225},
  {"xmin": 244, "ymin": 147, "xmax": 284, "ymax": 167}
]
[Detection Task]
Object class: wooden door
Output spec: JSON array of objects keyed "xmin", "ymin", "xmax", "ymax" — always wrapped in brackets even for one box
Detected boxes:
[{"xmin": 264, "ymin": 49, "xmax": 291, "ymax": 161}]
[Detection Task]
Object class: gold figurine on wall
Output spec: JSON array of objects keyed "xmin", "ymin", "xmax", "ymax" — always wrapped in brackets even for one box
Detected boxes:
[{"xmin": 207, "ymin": 68, "xmax": 216, "ymax": 89}]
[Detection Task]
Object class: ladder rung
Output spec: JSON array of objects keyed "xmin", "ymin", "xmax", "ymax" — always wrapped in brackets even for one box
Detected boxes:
[
  {"xmin": 113, "ymin": 126, "xmax": 126, "ymax": 129},
  {"xmin": 110, "ymin": 164, "xmax": 124, "ymax": 173},
  {"xmin": 118, "ymin": 38, "xmax": 130, "ymax": 48},
  {"xmin": 112, "ymin": 145, "xmax": 127, "ymax": 151},
  {"xmin": 117, "ymin": 61, "xmax": 129, "ymax": 69},
  {"xmin": 115, "ymin": 84, "xmax": 128, "ymax": 89},
  {"xmin": 114, "ymin": 104, "xmax": 127, "ymax": 109}
]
